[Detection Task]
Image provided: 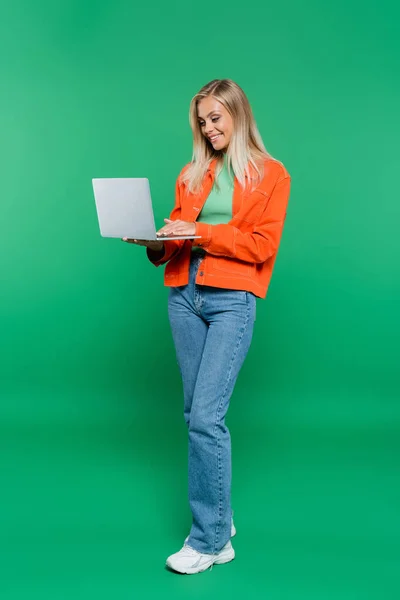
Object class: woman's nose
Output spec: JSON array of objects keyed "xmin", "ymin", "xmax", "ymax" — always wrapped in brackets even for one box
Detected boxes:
[{"xmin": 205, "ymin": 121, "xmax": 214, "ymax": 134}]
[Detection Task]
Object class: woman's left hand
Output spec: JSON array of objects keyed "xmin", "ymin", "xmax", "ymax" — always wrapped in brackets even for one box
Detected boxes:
[{"xmin": 157, "ymin": 219, "xmax": 196, "ymax": 237}]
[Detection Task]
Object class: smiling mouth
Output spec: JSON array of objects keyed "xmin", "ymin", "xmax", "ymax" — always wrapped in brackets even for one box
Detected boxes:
[{"xmin": 209, "ymin": 134, "xmax": 221, "ymax": 142}]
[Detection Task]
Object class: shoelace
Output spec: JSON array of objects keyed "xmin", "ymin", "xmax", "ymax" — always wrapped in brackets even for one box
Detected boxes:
[{"xmin": 182, "ymin": 544, "xmax": 200, "ymax": 556}]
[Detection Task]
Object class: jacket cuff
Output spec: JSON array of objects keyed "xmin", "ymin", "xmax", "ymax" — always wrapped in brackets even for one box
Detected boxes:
[
  {"xmin": 195, "ymin": 222, "xmax": 212, "ymax": 247},
  {"xmin": 146, "ymin": 245, "xmax": 166, "ymax": 266}
]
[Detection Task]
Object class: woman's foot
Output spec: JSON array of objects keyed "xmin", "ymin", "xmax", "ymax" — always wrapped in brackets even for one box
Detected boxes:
[{"xmin": 166, "ymin": 540, "xmax": 235, "ymax": 574}]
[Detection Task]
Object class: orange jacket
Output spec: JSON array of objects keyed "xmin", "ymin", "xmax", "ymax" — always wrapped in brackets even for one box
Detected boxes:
[{"xmin": 147, "ymin": 157, "xmax": 291, "ymax": 298}]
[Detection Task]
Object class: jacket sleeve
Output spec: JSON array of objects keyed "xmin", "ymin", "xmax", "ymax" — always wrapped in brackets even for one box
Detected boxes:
[
  {"xmin": 194, "ymin": 175, "xmax": 291, "ymax": 264},
  {"xmin": 146, "ymin": 172, "xmax": 186, "ymax": 267}
]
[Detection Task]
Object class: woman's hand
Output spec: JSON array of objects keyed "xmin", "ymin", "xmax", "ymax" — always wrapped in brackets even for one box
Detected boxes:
[
  {"xmin": 156, "ymin": 219, "xmax": 196, "ymax": 237},
  {"xmin": 121, "ymin": 218, "xmax": 196, "ymax": 250},
  {"xmin": 122, "ymin": 238, "xmax": 164, "ymax": 252}
]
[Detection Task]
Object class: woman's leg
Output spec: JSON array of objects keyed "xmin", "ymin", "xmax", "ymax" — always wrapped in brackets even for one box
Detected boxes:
[
  {"xmin": 186, "ymin": 287, "xmax": 256, "ymax": 555},
  {"xmin": 167, "ymin": 254, "xmax": 209, "ymax": 426}
]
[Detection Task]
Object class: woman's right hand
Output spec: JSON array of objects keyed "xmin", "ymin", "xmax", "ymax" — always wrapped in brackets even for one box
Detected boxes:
[{"xmin": 122, "ymin": 238, "xmax": 164, "ymax": 252}]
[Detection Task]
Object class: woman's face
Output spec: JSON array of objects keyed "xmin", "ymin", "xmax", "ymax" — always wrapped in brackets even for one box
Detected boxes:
[{"xmin": 197, "ymin": 96, "xmax": 233, "ymax": 151}]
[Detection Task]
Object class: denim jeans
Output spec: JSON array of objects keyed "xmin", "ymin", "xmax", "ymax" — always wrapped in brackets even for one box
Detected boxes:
[{"xmin": 167, "ymin": 250, "xmax": 256, "ymax": 554}]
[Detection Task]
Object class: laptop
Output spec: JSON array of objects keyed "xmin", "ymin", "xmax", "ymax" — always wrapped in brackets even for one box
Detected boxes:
[{"xmin": 92, "ymin": 177, "xmax": 201, "ymax": 241}]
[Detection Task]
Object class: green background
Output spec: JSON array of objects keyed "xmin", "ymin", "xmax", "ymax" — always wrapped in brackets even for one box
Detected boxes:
[{"xmin": 1, "ymin": 0, "xmax": 399, "ymax": 598}]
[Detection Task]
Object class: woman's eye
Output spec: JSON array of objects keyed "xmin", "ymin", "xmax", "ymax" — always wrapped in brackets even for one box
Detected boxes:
[{"xmin": 199, "ymin": 117, "xmax": 219, "ymax": 126}]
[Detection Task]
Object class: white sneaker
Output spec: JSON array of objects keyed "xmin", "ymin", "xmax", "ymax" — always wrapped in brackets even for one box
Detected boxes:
[
  {"xmin": 166, "ymin": 540, "xmax": 235, "ymax": 574},
  {"xmin": 184, "ymin": 519, "xmax": 236, "ymax": 545}
]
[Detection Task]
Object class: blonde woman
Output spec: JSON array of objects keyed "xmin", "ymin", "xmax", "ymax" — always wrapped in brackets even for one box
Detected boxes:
[{"xmin": 123, "ymin": 79, "xmax": 291, "ymax": 574}]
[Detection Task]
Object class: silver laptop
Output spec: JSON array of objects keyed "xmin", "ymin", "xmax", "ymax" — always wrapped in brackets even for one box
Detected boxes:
[{"xmin": 92, "ymin": 177, "xmax": 201, "ymax": 241}]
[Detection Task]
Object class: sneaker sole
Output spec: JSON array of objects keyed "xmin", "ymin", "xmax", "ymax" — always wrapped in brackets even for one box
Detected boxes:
[{"xmin": 167, "ymin": 547, "xmax": 235, "ymax": 575}]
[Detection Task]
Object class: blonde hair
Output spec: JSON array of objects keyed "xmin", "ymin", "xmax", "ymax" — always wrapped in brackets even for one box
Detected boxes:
[{"xmin": 181, "ymin": 79, "xmax": 274, "ymax": 194}]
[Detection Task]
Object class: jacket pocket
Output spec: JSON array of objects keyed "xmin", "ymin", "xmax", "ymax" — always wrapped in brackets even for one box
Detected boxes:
[
  {"xmin": 212, "ymin": 255, "xmax": 252, "ymax": 276},
  {"xmin": 236, "ymin": 191, "xmax": 268, "ymax": 224}
]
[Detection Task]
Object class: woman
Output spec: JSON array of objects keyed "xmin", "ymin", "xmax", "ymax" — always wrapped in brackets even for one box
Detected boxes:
[{"xmin": 123, "ymin": 79, "xmax": 291, "ymax": 574}]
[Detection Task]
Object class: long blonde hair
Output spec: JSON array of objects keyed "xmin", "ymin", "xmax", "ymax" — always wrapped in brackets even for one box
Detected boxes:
[{"xmin": 181, "ymin": 79, "xmax": 274, "ymax": 194}]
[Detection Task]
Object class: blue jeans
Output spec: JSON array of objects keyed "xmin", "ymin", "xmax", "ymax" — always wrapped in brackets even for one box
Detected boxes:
[{"xmin": 167, "ymin": 250, "xmax": 256, "ymax": 554}]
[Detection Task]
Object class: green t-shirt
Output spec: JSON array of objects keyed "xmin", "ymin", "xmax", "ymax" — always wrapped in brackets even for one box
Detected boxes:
[
  {"xmin": 198, "ymin": 154, "xmax": 234, "ymax": 225},
  {"xmin": 192, "ymin": 155, "xmax": 234, "ymax": 251}
]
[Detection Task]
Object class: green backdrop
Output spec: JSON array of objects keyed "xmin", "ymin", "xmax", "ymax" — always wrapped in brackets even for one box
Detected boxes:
[{"xmin": 1, "ymin": 0, "xmax": 399, "ymax": 598}]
